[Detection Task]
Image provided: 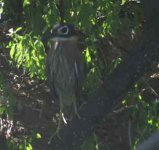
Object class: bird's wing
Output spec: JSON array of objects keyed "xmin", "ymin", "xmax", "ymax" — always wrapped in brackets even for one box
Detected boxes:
[{"xmin": 74, "ymin": 60, "xmax": 83, "ymax": 96}]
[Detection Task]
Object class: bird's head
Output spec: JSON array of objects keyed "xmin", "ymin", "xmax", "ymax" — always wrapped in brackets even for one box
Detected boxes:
[{"xmin": 51, "ymin": 23, "xmax": 78, "ymax": 41}]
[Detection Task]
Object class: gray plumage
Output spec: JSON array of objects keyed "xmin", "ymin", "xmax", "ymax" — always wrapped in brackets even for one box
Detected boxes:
[{"xmin": 46, "ymin": 24, "xmax": 83, "ymax": 122}]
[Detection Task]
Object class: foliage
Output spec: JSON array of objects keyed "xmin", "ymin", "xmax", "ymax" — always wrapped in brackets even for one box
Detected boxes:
[
  {"xmin": 83, "ymin": 47, "xmax": 102, "ymax": 95},
  {"xmin": 3, "ymin": 0, "xmax": 126, "ymax": 91},
  {"xmin": 67, "ymin": 0, "xmax": 122, "ymax": 94},
  {"xmin": 0, "ymin": 73, "xmax": 15, "ymax": 148},
  {"xmin": 122, "ymin": 79, "xmax": 159, "ymax": 150},
  {"xmin": 7, "ymin": 132, "xmax": 42, "ymax": 150},
  {"xmin": 81, "ymin": 133, "xmax": 100, "ymax": 150},
  {"xmin": 0, "ymin": 0, "xmax": 4, "ymax": 19},
  {"xmin": 0, "ymin": 73, "xmax": 15, "ymax": 117},
  {"xmin": 7, "ymin": 27, "xmax": 46, "ymax": 80},
  {"xmin": 0, "ymin": 73, "xmax": 42, "ymax": 150},
  {"xmin": 18, "ymin": 132, "xmax": 42, "ymax": 150}
]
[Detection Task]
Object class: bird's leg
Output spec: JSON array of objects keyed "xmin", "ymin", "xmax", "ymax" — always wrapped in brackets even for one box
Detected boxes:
[
  {"xmin": 48, "ymin": 99, "xmax": 64, "ymax": 144},
  {"xmin": 48, "ymin": 111, "xmax": 62, "ymax": 144},
  {"xmin": 73, "ymin": 99, "xmax": 80, "ymax": 119},
  {"xmin": 54, "ymin": 100, "xmax": 66, "ymax": 137},
  {"xmin": 59, "ymin": 97, "xmax": 68, "ymax": 125}
]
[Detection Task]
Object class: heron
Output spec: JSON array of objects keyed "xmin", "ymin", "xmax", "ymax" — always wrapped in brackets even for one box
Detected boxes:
[{"xmin": 46, "ymin": 23, "xmax": 84, "ymax": 139}]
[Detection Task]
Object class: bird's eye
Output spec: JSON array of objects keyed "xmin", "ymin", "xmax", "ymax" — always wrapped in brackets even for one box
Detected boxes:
[
  {"xmin": 58, "ymin": 25, "xmax": 69, "ymax": 35},
  {"xmin": 61, "ymin": 27, "xmax": 68, "ymax": 33}
]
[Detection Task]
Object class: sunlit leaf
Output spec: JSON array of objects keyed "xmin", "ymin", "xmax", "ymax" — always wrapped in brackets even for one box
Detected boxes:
[
  {"xmin": 148, "ymin": 119, "xmax": 153, "ymax": 125},
  {"xmin": 134, "ymin": 84, "xmax": 138, "ymax": 88},
  {"xmin": 121, "ymin": 0, "xmax": 126, "ymax": 5},
  {"xmin": 36, "ymin": 133, "xmax": 42, "ymax": 139},
  {"xmin": 85, "ymin": 48, "xmax": 91, "ymax": 63},
  {"xmin": 15, "ymin": 27, "xmax": 23, "ymax": 33},
  {"xmin": 10, "ymin": 44, "xmax": 16, "ymax": 58},
  {"xmin": 19, "ymin": 144, "xmax": 23, "ymax": 150},
  {"xmin": 138, "ymin": 95, "xmax": 142, "ymax": 100},
  {"xmin": 122, "ymin": 100, "xmax": 126, "ymax": 104},
  {"xmin": 26, "ymin": 144, "xmax": 33, "ymax": 150}
]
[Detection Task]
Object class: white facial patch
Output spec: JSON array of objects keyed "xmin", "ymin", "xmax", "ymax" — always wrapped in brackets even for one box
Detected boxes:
[{"xmin": 58, "ymin": 25, "xmax": 69, "ymax": 35}]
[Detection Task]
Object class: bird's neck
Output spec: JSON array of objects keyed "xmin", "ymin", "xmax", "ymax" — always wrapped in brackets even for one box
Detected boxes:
[{"xmin": 51, "ymin": 36, "xmax": 78, "ymax": 42}]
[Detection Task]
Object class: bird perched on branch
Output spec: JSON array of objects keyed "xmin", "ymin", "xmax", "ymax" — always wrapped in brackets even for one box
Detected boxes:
[{"xmin": 46, "ymin": 23, "xmax": 84, "ymax": 134}]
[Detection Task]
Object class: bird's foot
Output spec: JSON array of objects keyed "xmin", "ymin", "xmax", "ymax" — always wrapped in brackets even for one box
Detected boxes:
[
  {"xmin": 74, "ymin": 104, "xmax": 81, "ymax": 119},
  {"xmin": 48, "ymin": 125, "xmax": 62, "ymax": 144}
]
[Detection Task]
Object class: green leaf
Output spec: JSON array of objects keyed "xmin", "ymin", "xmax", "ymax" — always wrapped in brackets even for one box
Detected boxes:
[
  {"xmin": 26, "ymin": 144, "xmax": 33, "ymax": 150},
  {"xmin": 10, "ymin": 44, "xmax": 16, "ymax": 58},
  {"xmin": 138, "ymin": 95, "xmax": 142, "ymax": 100},
  {"xmin": 121, "ymin": 0, "xmax": 126, "ymax": 5},
  {"xmin": 15, "ymin": 27, "xmax": 23, "ymax": 33},
  {"xmin": 23, "ymin": 0, "xmax": 31, "ymax": 7},
  {"xmin": 36, "ymin": 133, "xmax": 42, "ymax": 139},
  {"xmin": 85, "ymin": 48, "xmax": 91, "ymax": 63},
  {"xmin": 81, "ymin": 133, "xmax": 98, "ymax": 150}
]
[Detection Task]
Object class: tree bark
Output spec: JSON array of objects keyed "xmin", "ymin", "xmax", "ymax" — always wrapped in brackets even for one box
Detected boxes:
[
  {"xmin": 49, "ymin": 1, "xmax": 159, "ymax": 150},
  {"xmin": 0, "ymin": 135, "xmax": 8, "ymax": 150}
]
